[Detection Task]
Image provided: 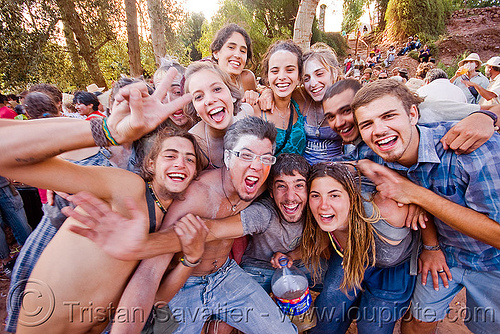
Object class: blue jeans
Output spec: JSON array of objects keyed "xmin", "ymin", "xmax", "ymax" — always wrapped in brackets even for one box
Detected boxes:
[
  {"xmin": 311, "ymin": 254, "xmax": 415, "ymax": 334},
  {"xmin": 411, "ymin": 267, "xmax": 500, "ymax": 334},
  {"xmin": 167, "ymin": 258, "xmax": 297, "ymax": 333},
  {"xmin": 0, "ymin": 184, "xmax": 31, "ymax": 259}
]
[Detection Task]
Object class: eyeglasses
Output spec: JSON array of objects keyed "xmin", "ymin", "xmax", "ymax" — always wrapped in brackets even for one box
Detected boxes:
[{"xmin": 227, "ymin": 150, "xmax": 276, "ymax": 165}]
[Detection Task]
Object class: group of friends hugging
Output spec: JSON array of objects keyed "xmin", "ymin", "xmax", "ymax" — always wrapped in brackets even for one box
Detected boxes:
[{"xmin": 1, "ymin": 23, "xmax": 500, "ymax": 334}]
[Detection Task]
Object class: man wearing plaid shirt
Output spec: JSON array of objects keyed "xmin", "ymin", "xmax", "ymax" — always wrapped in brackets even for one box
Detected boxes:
[{"xmin": 350, "ymin": 79, "xmax": 500, "ymax": 334}]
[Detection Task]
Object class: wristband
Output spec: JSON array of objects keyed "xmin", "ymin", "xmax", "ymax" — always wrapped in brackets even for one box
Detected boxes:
[
  {"xmin": 471, "ymin": 110, "xmax": 498, "ymax": 125},
  {"xmin": 90, "ymin": 118, "xmax": 109, "ymax": 147},
  {"xmin": 422, "ymin": 244, "xmax": 441, "ymax": 251},
  {"xmin": 180, "ymin": 256, "xmax": 202, "ymax": 267},
  {"xmin": 102, "ymin": 118, "xmax": 119, "ymax": 146}
]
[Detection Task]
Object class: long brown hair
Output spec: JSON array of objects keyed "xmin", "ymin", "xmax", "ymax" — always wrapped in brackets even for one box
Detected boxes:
[{"xmin": 302, "ymin": 162, "xmax": 376, "ymax": 292}]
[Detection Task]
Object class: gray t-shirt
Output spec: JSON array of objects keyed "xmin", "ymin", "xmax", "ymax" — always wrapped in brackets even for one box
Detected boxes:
[{"xmin": 240, "ymin": 196, "xmax": 304, "ymax": 270}]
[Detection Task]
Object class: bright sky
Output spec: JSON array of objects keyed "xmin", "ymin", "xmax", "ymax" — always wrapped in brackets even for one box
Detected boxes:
[{"xmin": 183, "ymin": 0, "xmax": 346, "ymax": 32}]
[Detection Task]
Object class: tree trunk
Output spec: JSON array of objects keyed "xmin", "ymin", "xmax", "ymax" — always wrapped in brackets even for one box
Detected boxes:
[
  {"xmin": 55, "ymin": 0, "xmax": 107, "ymax": 89},
  {"xmin": 146, "ymin": 0, "xmax": 166, "ymax": 67},
  {"xmin": 125, "ymin": 0, "xmax": 143, "ymax": 77},
  {"xmin": 62, "ymin": 21, "xmax": 85, "ymax": 89},
  {"xmin": 293, "ymin": 0, "xmax": 320, "ymax": 50}
]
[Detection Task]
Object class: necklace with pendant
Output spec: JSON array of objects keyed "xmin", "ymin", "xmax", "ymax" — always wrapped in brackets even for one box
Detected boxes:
[
  {"xmin": 221, "ymin": 169, "xmax": 240, "ymax": 214},
  {"xmin": 147, "ymin": 182, "xmax": 167, "ymax": 214},
  {"xmin": 314, "ymin": 106, "xmax": 325, "ymax": 137}
]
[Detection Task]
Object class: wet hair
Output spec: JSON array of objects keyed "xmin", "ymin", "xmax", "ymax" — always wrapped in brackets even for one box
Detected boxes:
[
  {"xmin": 73, "ymin": 91, "xmax": 100, "ymax": 111},
  {"xmin": 24, "ymin": 92, "xmax": 59, "ymax": 119},
  {"xmin": 184, "ymin": 61, "xmax": 242, "ymax": 117},
  {"xmin": 268, "ymin": 153, "xmax": 309, "ymax": 189},
  {"xmin": 323, "ymin": 79, "xmax": 361, "ymax": 102},
  {"xmin": 29, "ymin": 83, "xmax": 63, "ymax": 105},
  {"xmin": 351, "ymin": 80, "xmax": 423, "ymax": 116},
  {"xmin": 303, "ymin": 42, "xmax": 340, "ymax": 82},
  {"xmin": 223, "ymin": 116, "xmax": 277, "ymax": 163},
  {"xmin": 302, "ymin": 162, "xmax": 375, "ymax": 292},
  {"xmin": 210, "ymin": 23, "xmax": 253, "ymax": 65},
  {"xmin": 261, "ymin": 40, "xmax": 303, "ymax": 85},
  {"xmin": 141, "ymin": 127, "xmax": 204, "ymax": 182},
  {"xmin": 425, "ymin": 68, "xmax": 448, "ymax": 83},
  {"xmin": 153, "ymin": 56, "xmax": 186, "ymax": 89}
]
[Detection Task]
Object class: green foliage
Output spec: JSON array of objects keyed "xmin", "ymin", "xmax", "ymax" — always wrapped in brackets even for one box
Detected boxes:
[
  {"xmin": 312, "ymin": 18, "xmax": 349, "ymax": 57},
  {"xmin": 341, "ymin": 0, "xmax": 366, "ymax": 33},
  {"xmin": 385, "ymin": 0, "xmax": 452, "ymax": 40},
  {"xmin": 180, "ymin": 12, "xmax": 206, "ymax": 62}
]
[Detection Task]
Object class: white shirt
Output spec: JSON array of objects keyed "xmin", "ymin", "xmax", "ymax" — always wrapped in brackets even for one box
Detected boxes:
[{"xmin": 479, "ymin": 73, "xmax": 500, "ymax": 106}]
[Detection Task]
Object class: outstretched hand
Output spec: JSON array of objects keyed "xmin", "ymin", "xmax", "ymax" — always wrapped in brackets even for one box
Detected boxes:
[
  {"xmin": 107, "ymin": 68, "xmax": 192, "ymax": 144},
  {"xmin": 62, "ymin": 191, "xmax": 148, "ymax": 261}
]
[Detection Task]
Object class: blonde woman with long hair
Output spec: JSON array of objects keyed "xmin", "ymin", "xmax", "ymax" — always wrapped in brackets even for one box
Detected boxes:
[{"xmin": 303, "ymin": 162, "xmax": 419, "ymax": 333}]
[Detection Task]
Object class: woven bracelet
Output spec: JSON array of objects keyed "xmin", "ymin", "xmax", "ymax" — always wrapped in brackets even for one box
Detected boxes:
[
  {"xmin": 103, "ymin": 118, "xmax": 119, "ymax": 146},
  {"xmin": 90, "ymin": 118, "xmax": 109, "ymax": 147}
]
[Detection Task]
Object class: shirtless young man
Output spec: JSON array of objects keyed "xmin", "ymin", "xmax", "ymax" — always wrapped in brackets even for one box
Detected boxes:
[
  {"xmin": 0, "ymin": 70, "xmax": 210, "ymax": 334},
  {"xmin": 66, "ymin": 116, "xmax": 297, "ymax": 333}
]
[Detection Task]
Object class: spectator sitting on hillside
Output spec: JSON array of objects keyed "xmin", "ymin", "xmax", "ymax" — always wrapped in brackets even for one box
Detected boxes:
[
  {"xmin": 467, "ymin": 56, "xmax": 500, "ymax": 107},
  {"xmin": 365, "ymin": 52, "xmax": 377, "ymax": 68},
  {"xmin": 372, "ymin": 45, "xmax": 382, "ymax": 62},
  {"xmin": 398, "ymin": 36, "xmax": 413, "ymax": 56},
  {"xmin": 418, "ymin": 45, "xmax": 431, "ymax": 63},
  {"xmin": 384, "ymin": 45, "xmax": 396, "ymax": 67},
  {"xmin": 353, "ymin": 54, "xmax": 365, "ymax": 71},
  {"xmin": 344, "ymin": 53, "xmax": 354, "ymax": 74}
]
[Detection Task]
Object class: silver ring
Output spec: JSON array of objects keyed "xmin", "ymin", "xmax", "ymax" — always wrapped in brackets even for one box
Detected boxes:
[{"xmin": 437, "ymin": 270, "xmax": 445, "ymax": 273}]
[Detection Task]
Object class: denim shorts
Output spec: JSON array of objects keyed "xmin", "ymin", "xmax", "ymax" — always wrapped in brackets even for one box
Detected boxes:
[
  {"xmin": 311, "ymin": 254, "xmax": 416, "ymax": 334},
  {"xmin": 410, "ymin": 267, "xmax": 500, "ymax": 334},
  {"xmin": 167, "ymin": 258, "xmax": 297, "ymax": 334}
]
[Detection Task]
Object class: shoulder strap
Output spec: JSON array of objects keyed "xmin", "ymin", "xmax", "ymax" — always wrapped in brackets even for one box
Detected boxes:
[{"xmin": 145, "ymin": 182, "xmax": 157, "ymax": 233}]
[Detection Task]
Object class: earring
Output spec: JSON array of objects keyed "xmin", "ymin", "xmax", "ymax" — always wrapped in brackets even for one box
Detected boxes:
[{"xmin": 231, "ymin": 97, "xmax": 236, "ymax": 103}]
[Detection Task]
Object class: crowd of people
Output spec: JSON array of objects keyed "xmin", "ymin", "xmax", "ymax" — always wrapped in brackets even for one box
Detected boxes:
[{"xmin": 0, "ymin": 23, "xmax": 500, "ymax": 334}]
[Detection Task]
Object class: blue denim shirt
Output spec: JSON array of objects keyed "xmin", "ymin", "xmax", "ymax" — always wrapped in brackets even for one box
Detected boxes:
[{"xmin": 355, "ymin": 123, "xmax": 500, "ymax": 271}]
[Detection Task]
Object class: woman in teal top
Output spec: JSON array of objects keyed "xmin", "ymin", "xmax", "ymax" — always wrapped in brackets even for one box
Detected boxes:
[{"xmin": 254, "ymin": 40, "xmax": 306, "ymax": 156}]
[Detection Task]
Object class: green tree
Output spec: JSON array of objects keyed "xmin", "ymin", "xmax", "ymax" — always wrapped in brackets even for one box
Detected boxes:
[
  {"xmin": 180, "ymin": 12, "xmax": 206, "ymax": 62},
  {"xmin": 385, "ymin": 0, "xmax": 451, "ymax": 40},
  {"xmin": 341, "ymin": 0, "xmax": 366, "ymax": 33}
]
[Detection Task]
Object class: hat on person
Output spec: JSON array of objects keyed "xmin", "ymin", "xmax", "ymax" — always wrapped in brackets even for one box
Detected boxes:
[
  {"xmin": 485, "ymin": 56, "xmax": 500, "ymax": 68},
  {"xmin": 364, "ymin": 68, "xmax": 373, "ymax": 74},
  {"xmin": 86, "ymin": 83, "xmax": 105, "ymax": 93},
  {"xmin": 406, "ymin": 78, "xmax": 425, "ymax": 92},
  {"xmin": 398, "ymin": 68, "xmax": 408, "ymax": 75},
  {"xmin": 458, "ymin": 53, "xmax": 482, "ymax": 68}
]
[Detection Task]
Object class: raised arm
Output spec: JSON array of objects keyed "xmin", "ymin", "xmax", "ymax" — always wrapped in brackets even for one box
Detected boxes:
[{"xmin": 357, "ymin": 159, "xmax": 500, "ymax": 249}]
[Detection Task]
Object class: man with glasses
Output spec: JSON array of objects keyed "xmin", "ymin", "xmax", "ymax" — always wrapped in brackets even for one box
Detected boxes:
[{"xmin": 67, "ymin": 116, "xmax": 297, "ymax": 333}]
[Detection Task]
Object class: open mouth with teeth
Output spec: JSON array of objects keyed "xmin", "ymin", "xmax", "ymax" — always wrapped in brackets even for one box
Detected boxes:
[
  {"xmin": 209, "ymin": 107, "xmax": 226, "ymax": 123},
  {"xmin": 319, "ymin": 213, "xmax": 335, "ymax": 223},
  {"xmin": 275, "ymin": 83, "xmax": 291, "ymax": 92},
  {"xmin": 172, "ymin": 110, "xmax": 185, "ymax": 120},
  {"xmin": 310, "ymin": 86, "xmax": 324, "ymax": 94},
  {"xmin": 228, "ymin": 60, "xmax": 242, "ymax": 69},
  {"xmin": 167, "ymin": 172, "xmax": 187, "ymax": 182},
  {"xmin": 282, "ymin": 203, "xmax": 300, "ymax": 215},
  {"xmin": 375, "ymin": 135, "xmax": 397, "ymax": 151},
  {"xmin": 244, "ymin": 176, "xmax": 259, "ymax": 192}
]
